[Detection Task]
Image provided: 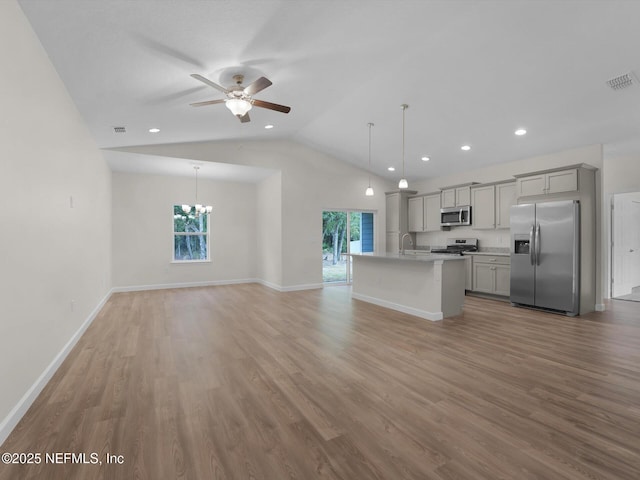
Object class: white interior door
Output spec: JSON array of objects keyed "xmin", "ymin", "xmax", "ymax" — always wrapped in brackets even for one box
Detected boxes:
[{"xmin": 612, "ymin": 192, "xmax": 640, "ymax": 297}]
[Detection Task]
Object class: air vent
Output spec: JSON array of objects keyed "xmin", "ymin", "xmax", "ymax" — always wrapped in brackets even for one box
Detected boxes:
[
  {"xmin": 113, "ymin": 126, "xmax": 126, "ymax": 133},
  {"xmin": 606, "ymin": 72, "xmax": 637, "ymax": 91}
]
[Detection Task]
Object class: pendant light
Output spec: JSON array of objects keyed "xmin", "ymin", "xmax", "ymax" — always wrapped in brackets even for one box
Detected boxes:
[
  {"xmin": 181, "ymin": 166, "xmax": 212, "ymax": 216},
  {"xmin": 398, "ymin": 103, "xmax": 409, "ymax": 189},
  {"xmin": 365, "ymin": 122, "xmax": 374, "ymax": 196}
]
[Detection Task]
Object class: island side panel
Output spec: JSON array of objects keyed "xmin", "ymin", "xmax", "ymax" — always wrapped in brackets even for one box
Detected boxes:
[
  {"xmin": 351, "ymin": 256, "xmax": 446, "ymax": 321},
  {"xmin": 439, "ymin": 259, "xmax": 466, "ymax": 318}
]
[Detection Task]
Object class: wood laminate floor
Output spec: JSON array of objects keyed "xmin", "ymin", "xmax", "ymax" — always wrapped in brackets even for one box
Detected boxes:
[{"xmin": 1, "ymin": 285, "xmax": 639, "ymax": 479}]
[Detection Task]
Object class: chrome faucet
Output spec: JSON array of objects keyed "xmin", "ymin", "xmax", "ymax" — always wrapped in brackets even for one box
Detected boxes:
[{"xmin": 400, "ymin": 233, "xmax": 413, "ymax": 255}]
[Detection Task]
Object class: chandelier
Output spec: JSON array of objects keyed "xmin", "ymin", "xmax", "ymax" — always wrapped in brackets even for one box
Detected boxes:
[{"xmin": 181, "ymin": 166, "xmax": 212, "ymax": 216}]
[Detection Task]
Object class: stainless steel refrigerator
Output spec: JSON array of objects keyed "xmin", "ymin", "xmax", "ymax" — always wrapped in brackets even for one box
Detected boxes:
[{"xmin": 510, "ymin": 200, "xmax": 580, "ymax": 316}]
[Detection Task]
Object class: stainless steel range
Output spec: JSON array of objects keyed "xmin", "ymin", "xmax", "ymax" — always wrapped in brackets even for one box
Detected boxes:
[{"xmin": 431, "ymin": 238, "xmax": 478, "ymax": 256}]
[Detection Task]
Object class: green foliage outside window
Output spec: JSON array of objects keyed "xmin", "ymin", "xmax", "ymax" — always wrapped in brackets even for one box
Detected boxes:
[{"xmin": 173, "ymin": 205, "xmax": 209, "ymax": 261}]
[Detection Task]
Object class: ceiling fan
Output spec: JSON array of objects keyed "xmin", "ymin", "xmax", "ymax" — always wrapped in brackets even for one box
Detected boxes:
[{"xmin": 189, "ymin": 73, "xmax": 291, "ymax": 123}]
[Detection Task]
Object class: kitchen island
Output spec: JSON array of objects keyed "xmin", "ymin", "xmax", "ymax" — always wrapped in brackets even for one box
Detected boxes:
[{"xmin": 350, "ymin": 253, "xmax": 465, "ymax": 321}]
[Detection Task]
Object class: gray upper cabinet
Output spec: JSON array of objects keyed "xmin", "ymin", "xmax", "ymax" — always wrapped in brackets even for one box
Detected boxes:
[
  {"xmin": 408, "ymin": 193, "xmax": 441, "ymax": 232},
  {"xmin": 386, "ymin": 192, "xmax": 401, "ymax": 232},
  {"xmin": 386, "ymin": 190, "xmax": 417, "ymax": 251},
  {"xmin": 441, "ymin": 185, "xmax": 471, "ymax": 208},
  {"xmin": 424, "ymin": 194, "xmax": 441, "ymax": 231},
  {"xmin": 516, "ymin": 168, "xmax": 577, "ymax": 197},
  {"xmin": 441, "ymin": 188, "xmax": 456, "ymax": 208},
  {"xmin": 470, "ymin": 181, "xmax": 516, "ymax": 230},
  {"xmin": 495, "ymin": 181, "xmax": 517, "ymax": 229},
  {"xmin": 407, "ymin": 196, "xmax": 423, "ymax": 232},
  {"xmin": 471, "ymin": 185, "xmax": 496, "ymax": 229}
]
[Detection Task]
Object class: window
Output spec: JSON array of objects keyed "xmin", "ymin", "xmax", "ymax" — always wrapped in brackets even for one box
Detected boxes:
[{"xmin": 173, "ymin": 205, "xmax": 210, "ymax": 262}]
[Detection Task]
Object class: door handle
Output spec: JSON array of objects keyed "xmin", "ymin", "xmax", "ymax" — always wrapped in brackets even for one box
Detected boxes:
[
  {"xmin": 535, "ymin": 223, "xmax": 541, "ymax": 266},
  {"xmin": 459, "ymin": 209, "xmax": 463, "ymax": 224},
  {"xmin": 529, "ymin": 225, "xmax": 535, "ymax": 265}
]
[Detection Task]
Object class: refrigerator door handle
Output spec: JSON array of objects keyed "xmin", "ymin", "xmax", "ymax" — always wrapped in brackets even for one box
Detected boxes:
[
  {"xmin": 529, "ymin": 225, "xmax": 535, "ymax": 265},
  {"xmin": 535, "ymin": 222, "xmax": 541, "ymax": 266}
]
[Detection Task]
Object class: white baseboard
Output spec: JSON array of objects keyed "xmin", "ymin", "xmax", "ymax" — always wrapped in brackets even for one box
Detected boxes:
[
  {"xmin": 112, "ymin": 278, "xmax": 324, "ymax": 294},
  {"xmin": 351, "ymin": 292, "xmax": 443, "ymax": 321},
  {"xmin": 281, "ymin": 283, "xmax": 323, "ymax": 292},
  {"xmin": 0, "ymin": 289, "xmax": 113, "ymax": 446},
  {"xmin": 254, "ymin": 279, "xmax": 323, "ymax": 292},
  {"xmin": 112, "ymin": 278, "xmax": 259, "ymax": 293},
  {"xmin": 254, "ymin": 279, "xmax": 282, "ymax": 291}
]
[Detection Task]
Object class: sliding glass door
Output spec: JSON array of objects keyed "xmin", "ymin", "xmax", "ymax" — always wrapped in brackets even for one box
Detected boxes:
[{"xmin": 322, "ymin": 210, "xmax": 374, "ymax": 284}]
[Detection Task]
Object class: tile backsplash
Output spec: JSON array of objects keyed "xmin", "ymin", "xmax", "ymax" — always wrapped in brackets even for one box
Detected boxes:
[{"xmin": 415, "ymin": 227, "xmax": 511, "ymax": 251}]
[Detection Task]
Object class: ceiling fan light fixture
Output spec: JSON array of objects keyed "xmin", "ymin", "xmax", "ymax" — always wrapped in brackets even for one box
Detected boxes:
[{"xmin": 225, "ymin": 98, "xmax": 252, "ymax": 117}]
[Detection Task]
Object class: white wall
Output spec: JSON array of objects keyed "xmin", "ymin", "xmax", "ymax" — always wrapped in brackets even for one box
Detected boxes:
[
  {"xmin": 602, "ymin": 154, "xmax": 640, "ymax": 297},
  {"xmin": 116, "ymin": 140, "xmax": 392, "ymax": 290},
  {"xmin": 112, "ymin": 172, "xmax": 257, "ymax": 288},
  {"xmin": 0, "ymin": 0, "xmax": 112, "ymax": 443},
  {"xmin": 256, "ymin": 172, "xmax": 283, "ymax": 288},
  {"xmin": 603, "ymin": 154, "xmax": 640, "ymax": 195}
]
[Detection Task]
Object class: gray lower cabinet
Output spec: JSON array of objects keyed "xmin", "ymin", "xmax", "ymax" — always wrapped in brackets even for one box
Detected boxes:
[
  {"xmin": 465, "ymin": 256, "xmax": 473, "ymax": 290},
  {"xmin": 471, "ymin": 255, "xmax": 511, "ymax": 296}
]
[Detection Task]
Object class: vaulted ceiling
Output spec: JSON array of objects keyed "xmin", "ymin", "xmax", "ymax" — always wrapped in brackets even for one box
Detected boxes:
[{"xmin": 18, "ymin": 0, "xmax": 640, "ymax": 181}]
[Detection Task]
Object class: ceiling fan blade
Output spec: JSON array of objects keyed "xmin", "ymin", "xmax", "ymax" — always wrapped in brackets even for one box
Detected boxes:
[
  {"xmin": 190, "ymin": 74, "xmax": 228, "ymax": 93},
  {"xmin": 243, "ymin": 76, "xmax": 272, "ymax": 96},
  {"xmin": 252, "ymin": 99, "xmax": 291, "ymax": 114},
  {"xmin": 239, "ymin": 113, "xmax": 251, "ymax": 123},
  {"xmin": 190, "ymin": 99, "xmax": 226, "ymax": 107}
]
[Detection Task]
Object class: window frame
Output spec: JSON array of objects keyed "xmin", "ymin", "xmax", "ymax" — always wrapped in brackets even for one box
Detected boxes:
[{"xmin": 172, "ymin": 205, "xmax": 211, "ymax": 264}]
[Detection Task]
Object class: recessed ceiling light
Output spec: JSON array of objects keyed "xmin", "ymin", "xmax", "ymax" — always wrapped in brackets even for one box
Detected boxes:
[
  {"xmin": 264, "ymin": 124, "xmax": 274, "ymax": 129},
  {"xmin": 388, "ymin": 166, "xmax": 396, "ymax": 172},
  {"xmin": 515, "ymin": 128, "xmax": 527, "ymax": 136},
  {"xmin": 461, "ymin": 145, "xmax": 471, "ymax": 151},
  {"xmin": 149, "ymin": 128, "xmax": 160, "ymax": 133},
  {"xmin": 421, "ymin": 156, "xmax": 430, "ymax": 162}
]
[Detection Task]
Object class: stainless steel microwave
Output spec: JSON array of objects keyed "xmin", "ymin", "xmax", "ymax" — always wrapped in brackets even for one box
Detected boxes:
[{"xmin": 440, "ymin": 205, "xmax": 472, "ymax": 226}]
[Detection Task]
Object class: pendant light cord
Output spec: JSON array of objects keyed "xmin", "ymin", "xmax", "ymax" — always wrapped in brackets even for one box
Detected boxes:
[
  {"xmin": 195, "ymin": 166, "xmax": 199, "ymax": 202},
  {"xmin": 368, "ymin": 122, "xmax": 373, "ymax": 186},
  {"xmin": 401, "ymin": 104, "xmax": 407, "ymax": 178}
]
